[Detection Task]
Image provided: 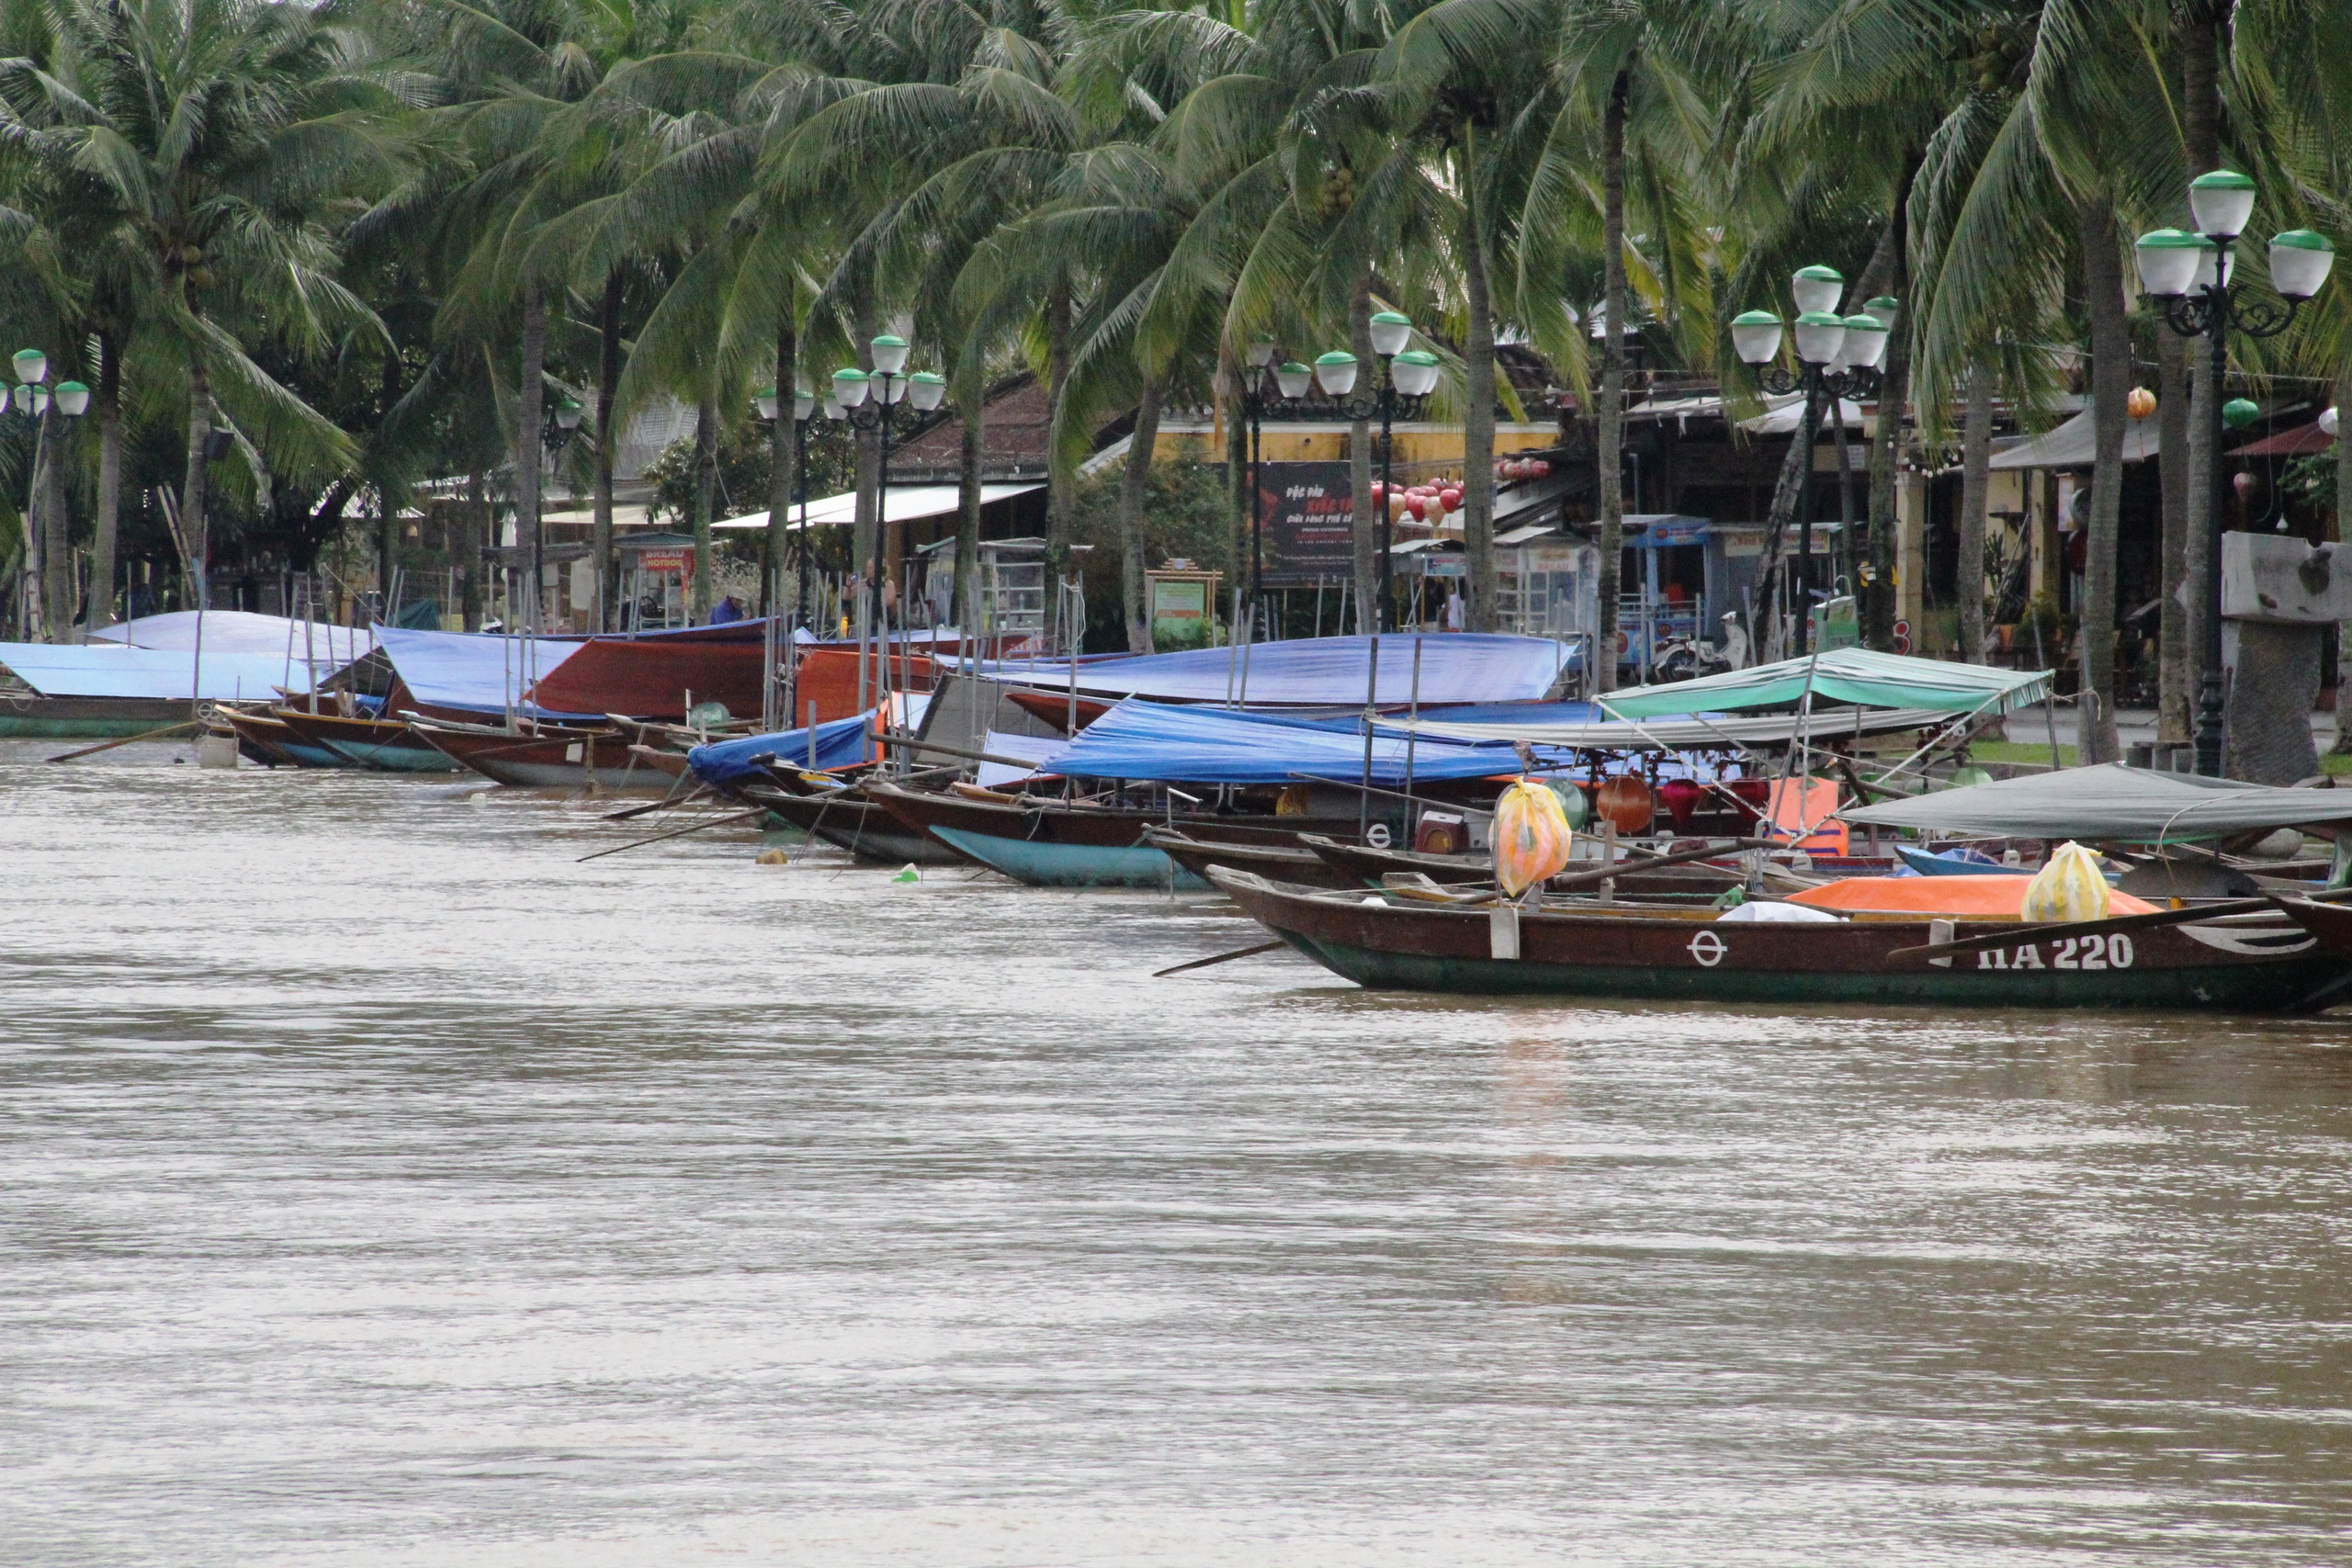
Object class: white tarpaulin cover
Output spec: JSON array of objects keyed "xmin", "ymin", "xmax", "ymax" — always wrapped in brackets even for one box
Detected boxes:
[
  {"xmin": 968, "ymin": 633, "xmax": 1575, "ymax": 707},
  {"xmin": 91, "ymin": 610, "xmax": 379, "ymax": 660},
  {"xmin": 0, "ymin": 641, "xmax": 344, "ymax": 701},
  {"xmin": 1842, "ymin": 762, "xmax": 2352, "ymax": 841}
]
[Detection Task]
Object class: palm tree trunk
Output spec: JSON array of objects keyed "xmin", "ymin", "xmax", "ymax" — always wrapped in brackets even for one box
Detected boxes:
[
  {"xmin": 1957, "ymin": 362, "xmax": 1994, "ymax": 663},
  {"xmin": 1119, "ymin": 382, "xmax": 1164, "ymax": 654},
  {"xmin": 2078, "ymin": 196, "xmax": 2128, "ymax": 763},
  {"xmin": 1595, "ymin": 63, "xmax": 1631, "ymax": 691},
  {"xmin": 765, "ymin": 300, "xmax": 797, "ymax": 625},
  {"xmin": 515, "ymin": 283, "xmax": 547, "ymax": 627},
  {"xmin": 2157, "ymin": 327, "xmax": 2192, "ymax": 741},
  {"xmin": 594, "ymin": 270, "xmax": 622, "ymax": 632},
  {"xmin": 1459, "ymin": 121, "xmax": 1498, "ymax": 634},
  {"xmin": 1045, "ymin": 279, "xmax": 1076, "ymax": 649},
  {"xmin": 89, "ymin": 334, "xmax": 122, "ymax": 634},
  {"xmin": 1348, "ymin": 275, "xmax": 1375, "ymax": 633},
  {"xmin": 956, "ymin": 386, "xmax": 984, "ymax": 633},
  {"xmin": 39, "ymin": 404, "xmax": 70, "ymax": 641},
  {"xmin": 180, "ymin": 365, "xmax": 212, "ymax": 614},
  {"xmin": 1757, "ymin": 396, "xmax": 1815, "ymax": 662},
  {"xmin": 1863, "ymin": 153, "xmax": 1919, "ymax": 650},
  {"xmin": 692, "ymin": 386, "xmax": 718, "ymax": 624}
]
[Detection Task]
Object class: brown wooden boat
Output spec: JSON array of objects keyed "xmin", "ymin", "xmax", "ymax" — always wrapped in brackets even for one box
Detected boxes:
[
  {"xmin": 411, "ymin": 719, "xmax": 665, "ymax": 792},
  {"xmin": 740, "ymin": 776, "xmax": 963, "ymax": 863},
  {"xmin": 274, "ymin": 707, "xmax": 456, "ymax": 773},
  {"xmin": 220, "ymin": 707, "xmax": 352, "ymax": 768},
  {"xmin": 1209, "ymin": 867, "xmax": 2352, "ymax": 1012},
  {"xmin": 1141, "ymin": 827, "xmax": 1364, "ymax": 890}
]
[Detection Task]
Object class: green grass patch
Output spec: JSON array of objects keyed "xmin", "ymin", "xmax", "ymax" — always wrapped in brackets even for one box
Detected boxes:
[{"xmin": 1967, "ymin": 739, "xmax": 2075, "ymax": 768}]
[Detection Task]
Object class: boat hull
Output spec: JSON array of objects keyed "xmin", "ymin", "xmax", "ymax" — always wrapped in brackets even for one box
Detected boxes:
[
  {"xmin": 415, "ymin": 726, "xmax": 668, "ymax": 791},
  {"xmin": 1144, "ymin": 829, "xmax": 1364, "ymax": 890},
  {"xmin": 276, "ymin": 710, "xmax": 457, "ymax": 773},
  {"xmin": 222, "ymin": 710, "xmax": 353, "ymax": 768},
  {"xmin": 748, "ymin": 787, "xmax": 964, "ymax": 864},
  {"xmin": 934, "ymin": 826, "xmax": 1208, "ymax": 890},
  {"xmin": 0, "ymin": 695, "xmax": 192, "ymax": 738},
  {"xmin": 1211, "ymin": 870, "xmax": 2352, "ymax": 1013}
]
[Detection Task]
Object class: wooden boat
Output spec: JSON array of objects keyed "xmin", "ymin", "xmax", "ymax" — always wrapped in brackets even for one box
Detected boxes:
[
  {"xmin": 1299, "ymin": 832, "xmax": 1493, "ymax": 886},
  {"xmin": 0, "ymin": 693, "xmax": 193, "ymax": 739},
  {"xmin": 1208, "ymin": 867, "xmax": 2352, "ymax": 1012},
  {"xmin": 274, "ymin": 708, "xmax": 456, "ymax": 773},
  {"xmin": 1142, "ymin": 827, "xmax": 1364, "ymax": 890},
  {"xmin": 933, "ymin": 825, "xmax": 1209, "ymax": 889},
  {"xmin": 411, "ymin": 718, "xmax": 666, "ymax": 792},
  {"xmin": 220, "ymin": 707, "xmax": 353, "ymax": 768},
  {"xmin": 865, "ymin": 777, "xmax": 1361, "ymax": 851},
  {"xmin": 739, "ymin": 779, "xmax": 963, "ymax": 864}
]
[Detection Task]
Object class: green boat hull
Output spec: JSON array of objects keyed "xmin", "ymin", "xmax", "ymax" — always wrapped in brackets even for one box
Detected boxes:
[
  {"xmin": 1277, "ymin": 931, "xmax": 2352, "ymax": 1012},
  {"xmin": 934, "ymin": 826, "xmax": 1209, "ymax": 891},
  {"xmin": 317, "ymin": 737, "xmax": 457, "ymax": 773}
]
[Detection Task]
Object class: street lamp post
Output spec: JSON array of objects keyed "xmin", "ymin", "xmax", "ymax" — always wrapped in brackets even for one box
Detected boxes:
[
  {"xmin": 830, "ymin": 336, "xmax": 945, "ymax": 702},
  {"xmin": 14, "ymin": 349, "xmax": 88, "ymax": 637},
  {"xmin": 1238, "ymin": 340, "xmax": 1310, "ymax": 625},
  {"xmin": 1730, "ymin": 268, "xmax": 1892, "ymax": 653},
  {"xmin": 2135, "ymin": 170, "xmax": 2335, "ymax": 777},
  {"xmin": 1317, "ymin": 312, "xmax": 1439, "ymax": 633}
]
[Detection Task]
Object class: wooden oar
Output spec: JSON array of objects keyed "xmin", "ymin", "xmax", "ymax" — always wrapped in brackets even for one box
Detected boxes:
[
  {"xmin": 47, "ymin": 719, "xmax": 199, "ymax": 762},
  {"xmin": 1153, "ymin": 940, "xmax": 1287, "ymax": 977},
  {"xmin": 575, "ymin": 807, "xmax": 766, "ymax": 863}
]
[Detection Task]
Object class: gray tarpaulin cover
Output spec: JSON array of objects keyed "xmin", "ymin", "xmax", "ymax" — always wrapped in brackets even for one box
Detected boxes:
[{"xmin": 1842, "ymin": 762, "xmax": 2352, "ymax": 841}]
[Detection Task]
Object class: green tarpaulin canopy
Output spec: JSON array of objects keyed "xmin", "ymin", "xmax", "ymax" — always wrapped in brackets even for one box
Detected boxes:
[{"xmin": 1600, "ymin": 649, "xmax": 2052, "ymax": 720}]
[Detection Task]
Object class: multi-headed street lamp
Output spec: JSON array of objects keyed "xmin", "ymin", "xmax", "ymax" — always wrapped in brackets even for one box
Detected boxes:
[
  {"xmin": 1731, "ymin": 268, "xmax": 1894, "ymax": 653},
  {"xmin": 2135, "ymin": 170, "xmax": 2336, "ymax": 776},
  {"xmin": 1238, "ymin": 340, "xmax": 1311, "ymax": 614},
  {"xmin": 12, "ymin": 347, "xmax": 87, "ymax": 636},
  {"xmin": 754, "ymin": 380, "xmax": 820, "ymax": 631},
  {"xmin": 1315, "ymin": 311, "xmax": 1441, "ymax": 631},
  {"xmin": 827, "ymin": 335, "xmax": 946, "ymax": 635}
]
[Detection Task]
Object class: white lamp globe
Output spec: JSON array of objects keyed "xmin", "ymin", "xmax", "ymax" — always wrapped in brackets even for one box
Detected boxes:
[
  {"xmin": 552, "ymin": 397, "xmax": 582, "ymax": 431},
  {"xmin": 53, "ymin": 380, "xmax": 89, "ymax": 417},
  {"xmin": 1249, "ymin": 338, "xmax": 1277, "ymax": 367},
  {"xmin": 1792, "ymin": 310, "xmax": 1848, "ymax": 366},
  {"xmin": 2269, "ymin": 230, "xmax": 2336, "ymax": 300},
  {"xmin": 1369, "ymin": 310, "xmax": 1412, "ymax": 357},
  {"xmin": 11, "ymin": 348, "xmax": 45, "ymax": 385},
  {"xmin": 1273, "ymin": 361, "xmax": 1313, "ymax": 400},
  {"xmin": 2188, "ymin": 169, "xmax": 2257, "ymax": 240},
  {"xmin": 832, "ymin": 367, "xmax": 870, "ymax": 407},
  {"xmin": 1729, "ymin": 310, "xmax": 1784, "ymax": 367},
  {"xmin": 1791, "ymin": 265, "xmax": 1844, "ymax": 316},
  {"xmin": 2321, "ymin": 406, "xmax": 2340, "ymax": 438},
  {"xmin": 822, "ymin": 395, "xmax": 844, "ymax": 421},
  {"xmin": 1315, "ymin": 350, "xmax": 1360, "ymax": 398},
  {"xmin": 2133, "ymin": 230, "xmax": 2204, "ymax": 298},
  {"xmin": 907, "ymin": 371, "xmax": 946, "ymax": 412},
  {"xmin": 794, "ymin": 389, "xmax": 816, "ymax": 423},
  {"xmin": 868, "ymin": 334, "xmax": 910, "ymax": 376},
  {"xmin": 1840, "ymin": 314, "xmax": 1890, "ymax": 370},
  {"xmin": 875, "ymin": 372, "xmax": 907, "ymax": 405},
  {"xmin": 754, "ymin": 386, "xmax": 780, "ymax": 421},
  {"xmin": 1391, "ymin": 350, "xmax": 1442, "ymax": 397}
]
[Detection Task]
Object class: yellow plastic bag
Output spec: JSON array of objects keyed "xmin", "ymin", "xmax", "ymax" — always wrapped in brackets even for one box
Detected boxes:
[
  {"xmin": 1493, "ymin": 779, "xmax": 1576, "ymax": 897},
  {"xmin": 2020, "ymin": 840, "xmax": 2109, "ymax": 922}
]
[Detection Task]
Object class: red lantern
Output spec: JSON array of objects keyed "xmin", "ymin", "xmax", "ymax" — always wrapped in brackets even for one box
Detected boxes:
[
  {"xmin": 1406, "ymin": 496, "xmax": 1428, "ymax": 521},
  {"xmin": 1440, "ymin": 486, "xmax": 1463, "ymax": 511}
]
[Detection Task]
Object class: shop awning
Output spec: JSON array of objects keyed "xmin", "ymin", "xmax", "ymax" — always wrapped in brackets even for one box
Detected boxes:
[
  {"xmin": 2230, "ymin": 423, "xmax": 2334, "ymax": 457},
  {"xmin": 1596, "ymin": 648, "xmax": 2052, "ymax": 719},
  {"xmin": 1988, "ymin": 408, "xmax": 2160, "ymax": 469},
  {"xmin": 712, "ymin": 483, "xmax": 1043, "ymax": 530}
]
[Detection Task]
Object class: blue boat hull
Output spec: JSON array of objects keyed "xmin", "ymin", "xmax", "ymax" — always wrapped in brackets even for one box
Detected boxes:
[
  {"xmin": 1895, "ymin": 843, "xmax": 2024, "ymax": 876},
  {"xmin": 318, "ymin": 737, "xmax": 457, "ymax": 773},
  {"xmin": 933, "ymin": 826, "xmax": 1210, "ymax": 890}
]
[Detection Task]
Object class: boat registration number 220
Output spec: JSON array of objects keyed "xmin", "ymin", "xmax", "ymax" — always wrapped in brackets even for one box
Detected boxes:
[{"xmin": 1973, "ymin": 932, "xmax": 2135, "ymax": 970}]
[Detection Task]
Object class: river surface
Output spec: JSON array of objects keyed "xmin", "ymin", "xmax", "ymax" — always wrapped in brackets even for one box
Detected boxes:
[{"xmin": 6, "ymin": 739, "xmax": 2352, "ymax": 1566}]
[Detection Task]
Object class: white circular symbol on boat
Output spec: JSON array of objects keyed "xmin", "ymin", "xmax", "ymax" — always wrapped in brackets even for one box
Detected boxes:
[{"xmin": 1687, "ymin": 930, "xmax": 1726, "ymax": 967}]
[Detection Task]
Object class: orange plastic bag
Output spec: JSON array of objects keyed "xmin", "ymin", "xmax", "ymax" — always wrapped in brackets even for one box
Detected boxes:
[{"xmin": 1493, "ymin": 779, "xmax": 1575, "ymax": 897}]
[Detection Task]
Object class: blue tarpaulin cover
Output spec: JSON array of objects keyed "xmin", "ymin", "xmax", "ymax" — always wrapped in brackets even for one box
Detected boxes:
[
  {"xmin": 0, "ymin": 641, "xmax": 346, "ymax": 701},
  {"xmin": 688, "ymin": 713, "xmax": 876, "ymax": 786},
  {"xmin": 375, "ymin": 626, "xmax": 588, "ymax": 717},
  {"xmin": 968, "ymin": 633, "xmax": 1574, "ymax": 707},
  {"xmin": 1036, "ymin": 698, "xmax": 1549, "ymax": 785}
]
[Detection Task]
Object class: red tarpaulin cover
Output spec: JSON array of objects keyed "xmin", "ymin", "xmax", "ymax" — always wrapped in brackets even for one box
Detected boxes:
[{"xmin": 529, "ymin": 638, "xmax": 768, "ymax": 720}]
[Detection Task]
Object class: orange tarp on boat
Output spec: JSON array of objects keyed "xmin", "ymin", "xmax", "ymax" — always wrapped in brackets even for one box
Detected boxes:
[
  {"xmin": 1787, "ymin": 874, "xmax": 2157, "ymax": 919},
  {"xmin": 1767, "ymin": 776, "xmax": 1849, "ymax": 856}
]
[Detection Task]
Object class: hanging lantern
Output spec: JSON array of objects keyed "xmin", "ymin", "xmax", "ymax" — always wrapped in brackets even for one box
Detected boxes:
[{"xmin": 2126, "ymin": 387, "xmax": 2156, "ymax": 420}]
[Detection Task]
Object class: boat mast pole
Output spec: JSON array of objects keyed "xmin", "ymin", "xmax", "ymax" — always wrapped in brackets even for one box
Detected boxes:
[
  {"xmin": 1404, "ymin": 633, "xmax": 1422, "ymax": 829},
  {"xmin": 1360, "ymin": 633, "xmax": 1380, "ymax": 840}
]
